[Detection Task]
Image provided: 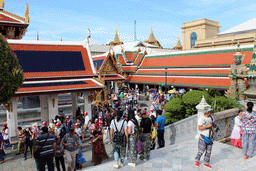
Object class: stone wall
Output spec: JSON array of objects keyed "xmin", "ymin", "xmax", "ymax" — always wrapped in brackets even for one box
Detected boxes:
[{"xmin": 163, "ymin": 108, "xmax": 239, "ymax": 146}]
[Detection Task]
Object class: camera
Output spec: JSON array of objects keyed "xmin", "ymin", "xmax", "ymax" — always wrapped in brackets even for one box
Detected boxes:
[{"xmin": 212, "ymin": 122, "xmax": 219, "ymax": 132}]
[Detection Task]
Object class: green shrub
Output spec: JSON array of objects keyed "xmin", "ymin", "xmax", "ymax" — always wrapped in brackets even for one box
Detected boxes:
[
  {"xmin": 182, "ymin": 90, "xmax": 212, "ymax": 117},
  {"xmin": 164, "ymin": 98, "xmax": 185, "ymax": 119},
  {"xmin": 211, "ymin": 96, "xmax": 240, "ymax": 112},
  {"xmin": 162, "ymin": 112, "xmax": 179, "ymax": 125}
]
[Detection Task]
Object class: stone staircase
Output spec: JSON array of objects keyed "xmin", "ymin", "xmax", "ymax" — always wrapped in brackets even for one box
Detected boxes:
[{"xmin": 83, "ymin": 139, "xmax": 256, "ymax": 171}]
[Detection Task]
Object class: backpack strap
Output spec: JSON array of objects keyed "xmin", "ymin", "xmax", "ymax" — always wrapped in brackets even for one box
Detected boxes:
[
  {"xmin": 114, "ymin": 119, "xmax": 120, "ymax": 133},
  {"xmin": 209, "ymin": 115, "xmax": 214, "ymax": 138},
  {"xmin": 120, "ymin": 120, "xmax": 125, "ymax": 133}
]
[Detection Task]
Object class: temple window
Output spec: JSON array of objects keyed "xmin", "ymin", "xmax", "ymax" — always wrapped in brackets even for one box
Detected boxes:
[{"xmin": 191, "ymin": 32, "xmax": 197, "ymax": 48}]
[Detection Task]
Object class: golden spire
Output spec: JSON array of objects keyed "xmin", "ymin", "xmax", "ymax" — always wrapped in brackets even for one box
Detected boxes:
[
  {"xmin": 113, "ymin": 24, "xmax": 121, "ymax": 44},
  {"xmin": 147, "ymin": 22, "xmax": 157, "ymax": 43},
  {"xmin": 175, "ymin": 36, "xmax": 182, "ymax": 49},
  {"xmin": 25, "ymin": 3, "xmax": 30, "ymax": 23},
  {"xmin": 0, "ymin": 0, "xmax": 4, "ymax": 8},
  {"xmin": 151, "ymin": 21, "xmax": 153, "ymax": 34}
]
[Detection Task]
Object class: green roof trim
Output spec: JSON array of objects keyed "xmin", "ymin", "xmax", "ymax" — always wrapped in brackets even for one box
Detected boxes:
[
  {"xmin": 140, "ymin": 64, "xmax": 250, "ymax": 69},
  {"xmin": 135, "ymin": 73, "xmax": 229, "ymax": 76},
  {"xmin": 125, "ymin": 80, "xmax": 229, "ymax": 89},
  {"xmin": 145, "ymin": 48, "xmax": 253, "ymax": 59}
]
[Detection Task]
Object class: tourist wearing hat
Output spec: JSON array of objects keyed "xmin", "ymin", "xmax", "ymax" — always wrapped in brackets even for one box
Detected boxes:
[
  {"xmin": 195, "ymin": 106, "xmax": 214, "ymax": 169},
  {"xmin": 74, "ymin": 123, "xmax": 82, "ymax": 140}
]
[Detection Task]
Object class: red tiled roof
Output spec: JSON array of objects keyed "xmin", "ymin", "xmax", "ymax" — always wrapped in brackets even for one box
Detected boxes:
[
  {"xmin": 10, "ymin": 43, "xmax": 94, "ymax": 79},
  {"xmin": 136, "ymin": 69, "xmax": 230, "ymax": 75},
  {"xmin": 0, "ymin": 13, "xmax": 22, "ymax": 23},
  {"xmin": 117, "ymin": 55, "xmax": 126, "ymax": 64}
]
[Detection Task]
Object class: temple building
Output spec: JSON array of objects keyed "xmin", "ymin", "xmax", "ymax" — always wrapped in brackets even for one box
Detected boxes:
[
  {"xmin": 144, "ymin": 24, "xmax": 163, "ymax": 49},
  {"xmin": 0, "ymin": 1, "xmax": 29, "ymax": 39},
  {"xmin": 182, "ymin": 18, "xmax": 256, "ymax": 51},
  {"xmin": 107, "ymin": 27, "xmax": 123, "ymax": 46}
]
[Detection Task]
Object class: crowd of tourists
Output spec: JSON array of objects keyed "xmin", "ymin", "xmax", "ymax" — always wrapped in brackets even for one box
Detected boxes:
[{"xmin": 0, "ymin": 88, "xmax": 167, "ymax": 170}]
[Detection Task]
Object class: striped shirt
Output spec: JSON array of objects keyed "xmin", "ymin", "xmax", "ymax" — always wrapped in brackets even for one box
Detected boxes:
[{"xmin": 35, "ymin": 134, "xmax": 56, "ymax": 157}]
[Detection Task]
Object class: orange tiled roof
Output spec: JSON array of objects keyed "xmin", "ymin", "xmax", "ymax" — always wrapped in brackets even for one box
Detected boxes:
[
  {"xmin": 104, "ymin": 74, "xmax": 125, "ymax": 81},
  {"xmin": 10, "ymin": 43, "xmax": 95, "ymax": 79},
  {"xmin": 122, "ymin": 66, "xmax": 137, "ymax": 72},
  {"xmin": 126, "ymin": 75, "xmax": 231, "ymax": 89},
  {"xmin": 140, "ymin": 50, "xmax": 253, "ymax": 68},
  {"xmin": 16, "ymin": 80, "xmax": 102, "ymax": 96}
]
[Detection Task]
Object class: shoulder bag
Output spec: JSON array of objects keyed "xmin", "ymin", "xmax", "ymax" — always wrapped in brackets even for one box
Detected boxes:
[{"xmin": 34, "ymin": 134, "xmax": 49, "ymax": 158}]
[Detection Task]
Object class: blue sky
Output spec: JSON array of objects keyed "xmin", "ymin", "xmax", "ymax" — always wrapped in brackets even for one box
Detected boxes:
[{"xmin": 4, "ymin": 0, "xmax": 256, "ymax": 48}]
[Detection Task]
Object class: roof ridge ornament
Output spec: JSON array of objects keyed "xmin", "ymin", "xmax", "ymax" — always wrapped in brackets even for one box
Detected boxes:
[
  {"xmin": 87, "ymin": 28, "xmax": 91, "ymax": 41},
  {"xmin": 0, "ymin": 0, "xmax": 4, "ymax": 8},
  {"xmin": 25, "ymin": 3, "xmax": 30, "ymax": 23}
]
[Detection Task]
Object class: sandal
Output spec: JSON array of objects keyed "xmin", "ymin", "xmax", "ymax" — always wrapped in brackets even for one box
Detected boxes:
[
  {"xmin": 0, "ymin": 160, "xmax": 4, "ymax": 164},
  {"xmin": 244, "ymin": 155, "xmax": 249, "ymax": 160}
]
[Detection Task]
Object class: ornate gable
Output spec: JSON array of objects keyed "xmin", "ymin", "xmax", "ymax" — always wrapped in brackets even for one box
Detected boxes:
[{"xmin": 99, "ymin": 53, "xmax": 120, "ymax": 75}]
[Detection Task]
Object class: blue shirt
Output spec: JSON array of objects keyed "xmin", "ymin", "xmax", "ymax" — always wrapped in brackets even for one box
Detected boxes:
[{"xmin": 156, "ymin": 115, "xmax": 166, "ymax": 130}]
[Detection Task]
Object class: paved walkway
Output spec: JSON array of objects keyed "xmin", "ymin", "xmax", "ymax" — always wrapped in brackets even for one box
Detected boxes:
[
  {"xmin": 0, "ymin": 98, "xmax": 151, "ymax": 170},
  {"xmin": 83, "ymin": 139, "xmax": 256, "ymax": 171}
]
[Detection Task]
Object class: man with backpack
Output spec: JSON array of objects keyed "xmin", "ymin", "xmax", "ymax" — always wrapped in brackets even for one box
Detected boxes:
[
  {"xmin": 140, "ymin": 111, "xmax": 152, "ymax": 161},
  {"xmin": 110, "ymin": 110, "xmax": 128, "ymax": 169}
]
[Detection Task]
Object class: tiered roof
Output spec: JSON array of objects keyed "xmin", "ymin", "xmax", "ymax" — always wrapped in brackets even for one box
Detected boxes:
[
  {"xmin": 8, "ymin": 40, "xmax": 104, "ymax": 96},
  {"xmin": 127, "ymin": 45, "xmax": 254, "ymax": 89}
]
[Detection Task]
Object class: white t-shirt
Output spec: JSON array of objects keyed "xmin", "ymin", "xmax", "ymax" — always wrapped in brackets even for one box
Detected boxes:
[
  {"xmin": 84, "ymin": 115, "xmax": 90, "ymax": 127},
  {"xmin": 128, "ymin": 120, "xmax": 135, "ymax": 134},
  {"xmin": 75, "ymin": 128, "xmax": 82, "ymax": 137},
  {"xmin": 110, "ymin": 119, "xmax": 127, "ymax": 134},
  {"xmin": 3, "ymin": 129, "xmax": 9, "ymax": 140},
  {"xmin": 198, "ymin": 115, "xmax": 213, "ymax": 137},
  {"xmin": 135, "ymin": 115, "xmax": 141, "ymax": 122}
]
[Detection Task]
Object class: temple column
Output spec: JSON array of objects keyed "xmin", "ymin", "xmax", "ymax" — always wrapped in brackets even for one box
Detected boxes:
[
  {"xmin": 6, "ymin": 97, "xmax": 18, "ymax": 141},
  {"xmin": 47, "ymin": 94, "xmax": 58, "ymax": 121},
  {"xmin": 106, "ymin": 82, "xmax": 111, "ymax": 94},
  {"xmin": 71, "ymin": 93, "xmax": 78, "ymax": 119},
  {"xmin": 83, "ymin": 91, "xmax": 92, "ymax": 119},
  {"xmin": 114, "ymin": 81, "xmax": 118, "ymax": 93},
  {"xmin": 40, "ymin": 95, "xmax": 49, "ymax": 122}
]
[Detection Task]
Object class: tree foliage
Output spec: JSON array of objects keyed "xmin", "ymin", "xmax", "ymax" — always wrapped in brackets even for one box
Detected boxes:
[
  {"xmin": 182, "ymin": 90, "xmax": 211, "ymax": 117},
  {"xmin": 0, "ymin": 34, "xmax": 24, "ymax": 104}
]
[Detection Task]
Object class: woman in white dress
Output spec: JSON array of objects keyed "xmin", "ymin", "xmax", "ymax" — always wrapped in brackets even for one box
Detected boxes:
[{"xmin": 230, "ymin": 110, "xmax": 243, "ymax": 148}]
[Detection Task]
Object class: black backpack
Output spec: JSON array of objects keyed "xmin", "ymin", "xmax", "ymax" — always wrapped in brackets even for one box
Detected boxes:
[{"xmin": 113, "ymin": 120, "xmax": 126, "ymax": 145}]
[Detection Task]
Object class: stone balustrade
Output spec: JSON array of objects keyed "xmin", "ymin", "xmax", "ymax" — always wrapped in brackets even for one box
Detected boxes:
[{"xmin": 162, "ymin": 108, "xmax": 239, "ymax": 146}]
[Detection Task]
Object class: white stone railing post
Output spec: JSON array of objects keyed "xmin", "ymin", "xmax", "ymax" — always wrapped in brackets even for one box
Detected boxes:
[{"xmin": 195, "ymin": 95, "xmax": 210, "ymax": 140}]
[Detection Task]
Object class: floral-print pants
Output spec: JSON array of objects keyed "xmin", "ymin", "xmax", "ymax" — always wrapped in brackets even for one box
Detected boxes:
[
  {"xmin": 127, "ymin": 135, "xmax": 138, "ymax": 163},
  {"xmin": 195, "ymin": 136, "xmax": 212, "ymax": 165},
  {"xmin": 140, "ymin": 133, "xmax": 151, "ymax": 160},
  {"xmin": 242, "ymin": 133, "xmax": 256, "ymax": 157}
]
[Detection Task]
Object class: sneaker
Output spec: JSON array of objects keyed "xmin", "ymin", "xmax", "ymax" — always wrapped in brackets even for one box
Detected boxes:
[
  {"xmin": 128, "ymin": 163, "xmax": 136, "ymax": 167},
  {"xmin": 195, "ymin": 161, "xmax": 199, "ymax": 167},
  {"xmin": 113, "ymin": 164, "xmax": 119, "ymax": 169},
  {"xmin": 143, "ymin": 159, "xmax": 147, "ymax": 162},
  {"xmin": 204, "ymin": 164, "xmax": 213, "ymax": 169},
  {"xmin": 120, "ymin": 160, "xmax": 125, "ymax": 167}
]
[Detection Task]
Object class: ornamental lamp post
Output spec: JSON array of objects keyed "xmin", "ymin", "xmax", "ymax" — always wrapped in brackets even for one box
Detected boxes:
[{"xmin": 165, "ymin": 68, "xmax": 167, "ymax": 94}]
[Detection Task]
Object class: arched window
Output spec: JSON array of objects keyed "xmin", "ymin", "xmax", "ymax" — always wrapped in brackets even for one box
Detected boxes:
[{"xmin": 191, "ymin": 32, "xmax": 197, "ymax": 48}]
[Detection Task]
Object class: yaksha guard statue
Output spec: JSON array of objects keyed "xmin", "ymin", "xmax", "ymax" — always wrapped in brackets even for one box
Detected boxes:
[{"xmin": 228, "ymin": 44, "xmax": 248, "ymax": 100}]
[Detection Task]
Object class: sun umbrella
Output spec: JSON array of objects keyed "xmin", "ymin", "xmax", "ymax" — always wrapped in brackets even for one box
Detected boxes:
[
  {"xmin": 179, "ymin": 89, "xmax": 186, "ymax": 93},
  {"xmin": 168, "ymin": 89, "xmax": 176, "ymax": 94}
]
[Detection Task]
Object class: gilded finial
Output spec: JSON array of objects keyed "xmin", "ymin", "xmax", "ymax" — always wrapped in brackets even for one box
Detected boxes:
[
  {"xmin": 151, "ymin": 21, "xmax": 153, "ymax": 34},
  {"xmin": 87, "ymin": 28, "xmax": 91, "ymax": 41},
  {"xmin": 0, "ymin": 0, "xmax": 5, "ymax": 8},
  {"xmin": 25, "ymin": 3, "xmax": 30, "ymax": 23}
]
